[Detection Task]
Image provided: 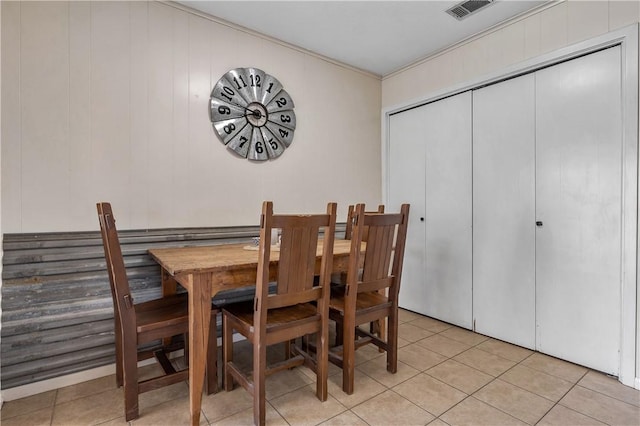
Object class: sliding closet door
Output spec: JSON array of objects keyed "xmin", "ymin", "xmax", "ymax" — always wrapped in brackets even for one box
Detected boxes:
[
  {"xmin": 536, "ymin": 46, "xmax": 622, "ymax": 375},
  {"xmin": 423, "ymin": 92, "xmax": 472, "ymax": 328},
  {"xmin": 389, "ymin": 106, "xmax": 427, "ymax": 314},
  {"xmin": 473, "ymin": 75, "xmax": 536, "ymax": 348},
  {"xmin": 389, "ymin": 92, "xmax": 472, "ymax": 327}
]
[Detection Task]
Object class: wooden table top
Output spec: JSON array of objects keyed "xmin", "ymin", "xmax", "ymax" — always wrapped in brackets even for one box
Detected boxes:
[{"xmin": 149, "ymin": 239, "xmax": 353, "ymax": 276}]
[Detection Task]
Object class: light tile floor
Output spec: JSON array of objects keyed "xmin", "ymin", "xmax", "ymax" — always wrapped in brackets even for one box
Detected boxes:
[{"xmin": 2, "ymin": 309, "xmax": 639, "ymax": 425}]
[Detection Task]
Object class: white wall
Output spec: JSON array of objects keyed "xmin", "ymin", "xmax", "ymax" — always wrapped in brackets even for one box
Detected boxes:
[
  {"xmin": 1, "ymin": 1, "xmax": 382, "ymax": 233},
  {"xmin": 382, "ymin": 1, "xmax": 640, "ymax": 109},
  {"xmin": 382, "ymin": 0, "xmax": 640, "ymax": 389}
]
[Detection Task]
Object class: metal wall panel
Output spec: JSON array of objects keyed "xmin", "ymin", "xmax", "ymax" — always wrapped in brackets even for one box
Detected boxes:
[{"xmin": 2, "ymin": 224, "xmax": 352, "ymax": 389}]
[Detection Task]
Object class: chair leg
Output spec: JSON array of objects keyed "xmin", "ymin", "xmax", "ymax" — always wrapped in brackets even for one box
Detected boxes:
[
  {"xmin": 114, "ymin": 320, "xmax": 123, "ymax": 387},
  {"xmin": 253, "ymin": 340, "xmax": 267, "ymax": 426},
  {"xmin": 386, "ymin": 311, "xmax": 398, "ymax": 374},
  {"xmin": 284, "ymin": 339, "xmax": 292, "ymax": 361},
  {"xmin": 123, "ymin": 346, "xmax": 140, "ymax": 421},
  {"xmin": 206, "ymin": 312, "xmax": 219, "ymax": 394},
  {"xmin": 376, "ymin": 318, "xmax": 386, "ymax": 353},
  {"xmin": 315, "ymin": 327, "xmax": 328, "ymax": 401},
  {"xmin": 335, "ymin": 319, "xmax": 344, "ymax": 347},
  {"xmin": 342, "ymin": 316, "xmax": 356, "ymax": 395},
  {"xmin": 222, "ymin": 313, "xmax": 234, "ymax": 391}
]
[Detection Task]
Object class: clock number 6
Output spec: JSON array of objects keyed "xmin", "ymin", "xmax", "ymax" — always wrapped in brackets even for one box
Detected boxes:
[{"xmin": 255, "ymin": 141, "xmax": 264, "ymax": 154}]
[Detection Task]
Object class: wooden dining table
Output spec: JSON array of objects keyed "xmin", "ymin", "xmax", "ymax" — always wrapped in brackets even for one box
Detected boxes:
[{"xmin": 148, "ymin": 239, "xmax": 353, "ymax": 426}]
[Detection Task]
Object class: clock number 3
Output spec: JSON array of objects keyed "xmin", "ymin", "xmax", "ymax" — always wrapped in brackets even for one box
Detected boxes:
[{"xmin": 280, "ymin": 114, "xmax": 291, "ymax": 123}]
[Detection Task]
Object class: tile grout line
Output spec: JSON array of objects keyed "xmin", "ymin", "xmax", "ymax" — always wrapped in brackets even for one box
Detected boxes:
[
  {"xmin": 531, "ymin": 369, "xmax": 602, "ymax": 426},
  {"xmin": 414, "ymin": 322, "xmax": 591, "ymax": 425},
  {"xmin": 407, "ymin": 320, "xmax": 527, "ymax": 425}
]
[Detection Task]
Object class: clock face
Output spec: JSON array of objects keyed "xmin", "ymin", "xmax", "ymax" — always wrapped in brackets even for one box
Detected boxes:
[{"xmin": 209, "ymin": 68, "xmax": 296, "ymax": 161}]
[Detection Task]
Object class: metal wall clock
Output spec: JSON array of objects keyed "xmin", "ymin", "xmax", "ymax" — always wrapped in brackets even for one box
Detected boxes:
[{"xmin": 209, "ymin": 68, "xmax": 296, "ymax": 161}]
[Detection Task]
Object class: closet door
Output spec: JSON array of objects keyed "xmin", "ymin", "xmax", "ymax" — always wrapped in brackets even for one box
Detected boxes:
[
  {"xmin": 388, "ymin": 92, "xmax": 472, "ymax": 328},
  {"xmin": 473, "ymin": 75, "xmax": 536, "ymax": 348},
  {"xmin": 389, "ymin": 92, "xmax": 472, "ymax": 327},
  {"xmin": 536, "ymin": 46, "xmax": 622, "ymax": 375},
  {"xmin": 389, "ymin": 106, "xmax": 426, "ymax": 314},
  {"xmin": 423, "ymin": 92, "xmax": 472, "ymax": 328}
]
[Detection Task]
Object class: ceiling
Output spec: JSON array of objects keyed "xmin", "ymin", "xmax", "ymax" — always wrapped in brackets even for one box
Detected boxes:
[{"xmin": 176, "ymin": 1, "xmax": 548, "ymax": 77}]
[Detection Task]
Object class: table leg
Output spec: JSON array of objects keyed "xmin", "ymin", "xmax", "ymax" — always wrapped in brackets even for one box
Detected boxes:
[{"xmin": 187, "ymin": 274, "xmax": 212, "ymax": 426}]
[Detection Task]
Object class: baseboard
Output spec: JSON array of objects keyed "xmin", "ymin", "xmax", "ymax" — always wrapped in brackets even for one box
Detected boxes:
[
  {"xmin": 635, "ymin": 376, "xmax": 640, "ymax": 390},
  {"xmin": 1, "ymin": 363, "xmax": 118, "ymax": 402}
]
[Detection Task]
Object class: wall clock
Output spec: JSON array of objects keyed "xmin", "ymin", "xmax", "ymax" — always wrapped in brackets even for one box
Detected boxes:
[{"xmin": 209, "ymin": 67, "xmax": 296, "ymax": 161}]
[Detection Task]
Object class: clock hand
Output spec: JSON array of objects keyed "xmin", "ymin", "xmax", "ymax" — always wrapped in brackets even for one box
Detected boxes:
[{"xmin": 245, "ymin": 106, "xmax": 263, "ymax": 119}]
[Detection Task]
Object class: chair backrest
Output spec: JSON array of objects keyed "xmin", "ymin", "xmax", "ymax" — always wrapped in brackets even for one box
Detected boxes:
[
  {"xmin": 97, "ymin": 202, "xmax": 136, "ymax": 333},
  {"xmin": 254, "ymin": 201, "xmax": 337, "ymax": 317},
  {"xmin": 344, "ymin": 204, "xmax": 384, "ymax": 240},
  {"xmin": 346, "ymin": 203, "xmax": 410, "ymax": 303}
]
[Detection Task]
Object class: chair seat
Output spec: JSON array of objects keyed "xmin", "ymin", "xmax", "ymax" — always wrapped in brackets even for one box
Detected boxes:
[
  {"xmin": 136, "ymin": 294, "xmax": 190, "ymax": 334},
  {"xmin": 329, "ymin": 290, "xmax": 390, "ymax": 315},
  {"xmin": 223, "ymin": 301, "xmax": 318, "ymax": 331}
]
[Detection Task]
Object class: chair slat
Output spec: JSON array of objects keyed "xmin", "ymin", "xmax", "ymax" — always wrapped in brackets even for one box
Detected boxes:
[
  {"xmin": 357, "ymin": 277, "xmax": 393, "ymax": 294},
  {"xmin": 267, "ymin": 287, "xmax": 322, "ymax": 309}
]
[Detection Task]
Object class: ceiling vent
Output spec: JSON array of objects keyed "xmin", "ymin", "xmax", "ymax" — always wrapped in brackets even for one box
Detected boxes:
[{"xmin": 446, "ymin": 0, "xmax": 495, "ymax": 20}]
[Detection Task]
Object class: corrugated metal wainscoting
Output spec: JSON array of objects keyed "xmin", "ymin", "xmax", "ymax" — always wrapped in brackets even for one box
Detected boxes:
[{"xmin": 0, "ymin": 226, "xmax": 265, "ymax": 390}]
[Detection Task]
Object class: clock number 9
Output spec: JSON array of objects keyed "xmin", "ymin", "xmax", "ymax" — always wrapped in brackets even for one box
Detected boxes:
[
  {"xmin": 218, "ymin": 106, "xmax": 231, "ymax": 115},
  {"xmin": 255, "ymin": 141, "xmax": 264, "ymax": 154},
  {"xmin": 223, "ymin": 123, "xmax": 236, "ymax": 134}
]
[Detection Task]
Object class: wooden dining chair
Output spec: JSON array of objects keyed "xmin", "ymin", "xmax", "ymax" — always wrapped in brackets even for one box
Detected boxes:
[
  {"xmin": 222, "ymin": 201, "xmax": 337, "ymax": 426},
  {"xmin": 343, "ymin": 204, "xmax": 384, "ymax": 240},
  {"xmin": 97, "ymin": 202, "xmax": 219, "ymax": 421},
  {"xmin": 329, "ymin": 203, "xmax": 410, "ymax": 394},
  {"xmin": 336, "ymin": 204, "xmax": 386, "ymax": 340}
]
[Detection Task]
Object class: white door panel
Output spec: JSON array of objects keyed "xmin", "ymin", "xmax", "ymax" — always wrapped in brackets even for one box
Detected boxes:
[
  {"xmin": 473, "ymin": 75, "xmax": 536, "ymax": 348},
  {"xmin": 389, "ymin": 106, "xmax": 426, "ymax": 314},
  {"xmin": 535, "ymin": 46, "xmax": 622, "ymax": 375},
  {"xmin": 389, "ymin": 92, "xmax": 473, "ymax": 326},
  {"xmin": 423, "ymin": 92, "xmax": 473, "ymax": 328}
]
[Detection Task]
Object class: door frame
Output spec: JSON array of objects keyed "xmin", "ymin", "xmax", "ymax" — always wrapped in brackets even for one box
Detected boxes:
[{"xmin": 382, "ymin": 24, "xmax": 639, "ymax": 388}]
